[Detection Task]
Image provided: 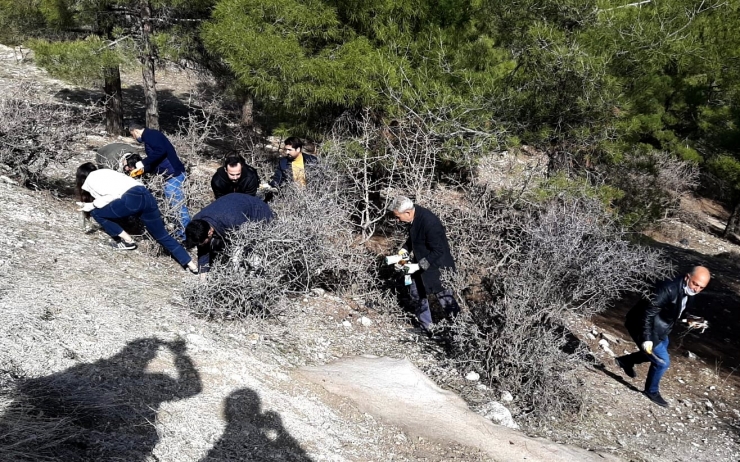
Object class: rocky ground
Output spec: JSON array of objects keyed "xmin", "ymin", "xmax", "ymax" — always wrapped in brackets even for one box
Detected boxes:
[{"xmin": 2, "ymin": 44, "xmax": 740, "ymax": 461}]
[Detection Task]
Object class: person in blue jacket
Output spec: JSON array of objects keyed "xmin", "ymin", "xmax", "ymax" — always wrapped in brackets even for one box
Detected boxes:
[
  {"xmin": 184, "ymin": 193, "xmax": 274, "ymax": 273},
  {"xmin": 127, "ymin": 122, "xmax": 190, "ymax": 240}
]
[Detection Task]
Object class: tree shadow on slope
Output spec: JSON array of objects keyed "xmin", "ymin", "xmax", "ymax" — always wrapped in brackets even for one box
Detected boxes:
[
  {"xmin": 0, "ymin": 337, "xmax": 202, "ymax": 461},
  {"xmin": 200, "ymin": 388, "xmax": 312, "ymax": 462}
]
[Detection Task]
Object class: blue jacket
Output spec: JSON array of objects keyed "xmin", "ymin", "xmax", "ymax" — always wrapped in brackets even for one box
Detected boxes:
[
  {"xmin": 140, "ymin": 128, "xmax": 185, "ymax": 178},
  {"xmin": 269, "ymin": 153, "xmax": 319, "ymax": 188},
  {"xmin": 193, "ymin": 193, "xmax": 273, "ymax": 271}
]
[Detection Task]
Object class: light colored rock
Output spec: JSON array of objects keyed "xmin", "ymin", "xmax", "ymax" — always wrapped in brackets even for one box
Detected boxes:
[
  {"xmin": 600, "ymin": 332, "xmax": 621, "ymax": 344},
  {"xmin": 687, "ymin": 351, "xmax": 698, "ymax": 359},
  {"xmin": 299, "ymin": 356, "xmax": 620, "ymax": 462},
  {"xmin": 311, "ymin": 288, "xmax": 326, "ymax": 297},
  {"xmin": 342, "ymin": 320, "xmax": 352, "ymax": 329},
  {"xmin": 500, "ymin": 391, "xmax": 514, "ymax": 403},
  {"xmin": 598, "ymin": 339, "xmax": 616, "ymax": 357},
  {"xmin": 465, "ymin": 371, "xmax": 480, "ymax": 381},
  {"xmin": 185, "ymin": 333, "xmax": 207, "ymax": 346},
  {"xmin": 706, "ymin": 400, "xmax": 714, "ymax": 410},
  {"xmin": 358, "ymin": 316, "xmax": 373, "ymax": 327},
  {"xmin": 586, "ymin": 333, "xmax": 596, "ymax": 341},
  {"xmin": 480, "ymin": 401, "xmax": 520, "ymax": 430}
]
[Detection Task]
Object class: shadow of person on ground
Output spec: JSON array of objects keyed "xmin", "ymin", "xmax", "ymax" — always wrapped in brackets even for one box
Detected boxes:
[
  {"xmin": 200, "ymin": 388, "xmax": 312, "ymax": 462},
  {"xmin": 0, "ymin": 337, "xmax": 202, "ymax": 461}
]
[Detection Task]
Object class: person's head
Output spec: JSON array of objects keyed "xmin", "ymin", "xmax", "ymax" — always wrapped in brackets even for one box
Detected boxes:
[
  {"xmin": 126, "ymin": 121, "xmax": 146, "ymax": 142},
  {"xmin": 223, "ymin": 155, "xmax": 245, "ymax": 183},
  {"xmin": 389, "ymin": 196, "xmax": 415, "ymax": 223},
  {"xmin": 122, "ymin": 153, "xmax": 143, "ymax": 174},
  {"xmin": 75, "ymin": 162, "xmax": 99, "ymax": 201},
  {"xmin": 283, "ymin": 136, "xmax": 303, "ymax": 160},
  {"xmin": 303, "ymin": 142, "xmax": 317, "ymax": 156},
  {"xmin": 184, "ymin": 219, "xmax": 214, "ymax": 249},
  {"xmin": 684, "ymin": 266, "xmax": 710, "ymax": 296}
]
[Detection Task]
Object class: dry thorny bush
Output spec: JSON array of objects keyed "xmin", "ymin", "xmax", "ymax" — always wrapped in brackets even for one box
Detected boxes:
[
  {"xmin": 424, "ymin": 188, "xmax": 673, "ymax": 421},
  {"xmin": 183, "ymin": 168, "xmax": 383, "ymax": 320},
  {"xmin": 0, "ymin": 80, "xmax": 98, "ymax": 185}
]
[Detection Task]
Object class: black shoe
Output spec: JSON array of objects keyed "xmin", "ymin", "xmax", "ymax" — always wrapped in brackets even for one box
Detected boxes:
[
  {"xmin": 111, "ymin": 239, "xmax": 137, "ymax": 251},
  {"xmin": 644, "ymin": 391, "xmax": 669, "ymax": 407},
  {"xmin": 615, "ymin": 357, "xmax": 636, "ymax": 378}
]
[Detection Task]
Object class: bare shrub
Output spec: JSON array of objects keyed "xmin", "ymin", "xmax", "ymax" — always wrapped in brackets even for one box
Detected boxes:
[
  {"xmin": 183, "ymin": 167, "xmax": 381, "ymax": 319},
  {"xmin": 0, "ymin": 81, "xmax": 97, "ymax": 184},
  {"xmin": 418, "ymin": 187, "xmax": 673, "ymax": 421}
]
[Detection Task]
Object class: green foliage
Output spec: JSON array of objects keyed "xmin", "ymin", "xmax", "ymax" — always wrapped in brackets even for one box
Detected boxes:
[{"xmin": 27, "ymin": 37, "xmax": 129, "ymax": 85}]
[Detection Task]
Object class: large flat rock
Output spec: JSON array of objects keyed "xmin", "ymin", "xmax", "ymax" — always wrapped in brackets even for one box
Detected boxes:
[{"xmin": 300, "ymin": 356, "xmax": 620, "ymax": 462}]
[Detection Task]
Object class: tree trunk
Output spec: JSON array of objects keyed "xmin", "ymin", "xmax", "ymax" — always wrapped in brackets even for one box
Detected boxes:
[
  {"xmin": 723, "ymin": 200, "xmax": 740, "ymax": 238},
  {"xmin": 240, "ymin": 92, "xmax": 254, "ymax": 127},
  {"xmin": 140, "ymin": 0, "xmax": 159, "ymax": 130},
  {"xmin": 103, "ymin": 65, "xmax": 124, "ymax": 135}
]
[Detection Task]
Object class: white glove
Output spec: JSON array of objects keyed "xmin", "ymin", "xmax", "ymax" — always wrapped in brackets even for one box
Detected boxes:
[
  {"xmin": 403, "ymin": 263, "xmax": 420, "ymax": 274},
  {"xmin": 135, "ymin": 161, "xmax": 144, "ymax": 170},
  {"xmin": 76, "ymin": 201, "xmax": 95, "ymax": 212},
  {"xmin": 641, "ymin": 341, "xmax": 653, "ymax": 355},
  {"xmin": 258, "ymin": 182, "xmax": 277, "ymax": 192}
]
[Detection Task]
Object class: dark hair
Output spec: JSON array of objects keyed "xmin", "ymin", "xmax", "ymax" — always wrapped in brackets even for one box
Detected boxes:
[
  {"xmin": 223, "ymin": 155, "xmax": 245, "ymax": 169},
  {"xmin": 303, "ymin": 142, "xmax": 316, "ymax": 155},
  {"xmin": 75, "ymin": 162, "xmax": 98, "ymax": 202},
  {"xmin": 123, "ymin": 153, "xmax": 143, "ymax": 170},
  {"xmin": 283, "ymin": 136, "xmax": 303, "ymax": 150},
  {"xmin": 126, "ymin": 121, "xmax": 145, "ymax": 132},
  {"xmin": 184, "ymin": 219, "xmax": 211, "ymax": 249}
]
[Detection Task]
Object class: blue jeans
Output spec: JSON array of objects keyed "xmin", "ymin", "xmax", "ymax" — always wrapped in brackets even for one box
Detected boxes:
[
  {"xmin": 164, "ymin": 172, "xmax": 190, "ymax": 240},
  {"xmin": 90, "ymin": 186, "xmax": 192, "ymax": 267},
  {"xmin": 620, "ymin": 337, "xmax": 671, "ymax": 394}
]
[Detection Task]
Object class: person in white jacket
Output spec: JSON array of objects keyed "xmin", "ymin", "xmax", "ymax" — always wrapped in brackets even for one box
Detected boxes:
[{"xmin": 75, "ymin": 162, "xmax": 197, "ymax": 273}]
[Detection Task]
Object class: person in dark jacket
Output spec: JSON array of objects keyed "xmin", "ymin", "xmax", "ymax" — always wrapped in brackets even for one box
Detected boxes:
[
  {"xmin": 211, "ymin": 155, "xmax": 260, "ymax": 199},
  {"xmin": 389, "ymin": 196, "xmax": 460, "ymax": 335},
  {"xmin": 127, "ymin": 122, "xmax": 190, "ymax": 240},
  {"xmin": 184, "ymin": 193, "xmax": 273, "ymax": 273},
  {"xmin": 267, "ymin": 137, "xmax": 318, "ymax": 189},
  {"xmin": 615, "ymin": 266, "xmax": 711, "ymax": 407}
]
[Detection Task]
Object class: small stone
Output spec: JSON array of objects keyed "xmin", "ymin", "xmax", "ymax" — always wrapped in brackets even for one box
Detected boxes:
[
  {"xmin": 479, "ymin": 401, "xmax": 519, "ymax": 430},
  {"xmin": 476, "ymin": 384, "xmax": 488, "ymax": 390},
  {"xmin": 302, "ymin": 298, "xmax": 309, "ymax": 303},
  {"xmin": 679, "ymin": 238, "xmax": 690, "ymax": 246},
  {"xmin": 248, "ymin": 333, "xmax": 260, "ymax": 344},
  {"xmin": 342, "ymin": 320, "xmax": 352, "ymax": 328},
  {"xmin": 500, "ymin": 391, "xmax": 514, "ymax": 403},
  {"xmin": 186, "ymin": 333, "xmax": 206, "ymax": 346},
  {"xmin": 358, "ymin": 316, "xmax": 373, "ymax": 327},
  {"xmin": 311, "ymin": 288, "xmax": 326, "ymax": 297},
  {"xmin": 600, "ymin": 332, "xmax": 620, "ymax": 344},
  {"xmin": 687, "ymin": 351, "xmax": 697, "ymax": 359},
  {"xmin": 709, "ymin": 385, "xmax": 716, "ymax": 391},
  {"xmin": 678, "ymin": 378, "xmax": 686, "ymax": 384},
  {"xmin": 586, "ymin": 333, "xmax": 596, "ymax": 340},
  {"xmin": 705, "ymin": 400, "xmax": 714, "ymax": 410},
  {"xmin": 465, "ymin": 371, "xmax": 480, "ymax": 381}
]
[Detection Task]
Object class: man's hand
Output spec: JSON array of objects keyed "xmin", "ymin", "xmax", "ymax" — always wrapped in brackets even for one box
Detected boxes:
[
  {"xmin": 641, "ymin": 341, "xmax": 653, "ymax": 355},
  {"xmin": 398, "ymin": 249, "xmax": 409, "ymax": 260},
  {"xmin": 258, "ymin": 182, "xmax": 277, "ymax": 193},
  {"xmin": 76, "ymin": 201, "xmax": 95, "ymax": 212}
]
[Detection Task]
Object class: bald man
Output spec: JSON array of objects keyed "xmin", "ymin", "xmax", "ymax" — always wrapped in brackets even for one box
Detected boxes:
[{"xmin": 615, "ymin": 266, "xmax": 711, "ymax": 407}]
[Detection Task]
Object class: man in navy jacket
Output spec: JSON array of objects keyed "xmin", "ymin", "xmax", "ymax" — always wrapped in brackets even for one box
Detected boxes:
[
  {"xmin": 127, "ymin": 122, "xmax": 190, "ymax": 240},
  {"xmin": 615, "ymin": 266, "xmax": 710, "ymax": 407},
  {"xmin": 389, "ymin": 196, "xmax": 460, "ymax": 335},
  {"xmin": 184, "ymin": 193, "xmax": 273, "ymax": 273}
]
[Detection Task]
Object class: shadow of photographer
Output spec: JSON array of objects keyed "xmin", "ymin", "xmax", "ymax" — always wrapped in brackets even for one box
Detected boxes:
[
  {"xmin": 201, "ymin": 388, "xmax": 312, "ymax": 462},
  {"xmin": 0, "ymin": 337, "xmax": 202, "ymax": 461}
]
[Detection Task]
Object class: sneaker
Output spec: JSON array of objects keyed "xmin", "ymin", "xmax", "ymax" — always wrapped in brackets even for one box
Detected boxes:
[
  {"xmin": 110, "ymin": 239, "xmax": 137, "ymax": 251},
  {"xmin": 644, "ymin": 391, "xmax": 669, "ymax": 407},
  {"xmin": 615, "ymin": 357, "xmax": 636, "ymax": 378}
]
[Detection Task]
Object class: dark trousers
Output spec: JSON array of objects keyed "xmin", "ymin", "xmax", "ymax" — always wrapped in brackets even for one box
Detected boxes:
[
  {"xmin": 408, "ymin": 275, "xmax": 460, "ymax": 330},
  {"xmin": 90, "ymin": 186, "xmax": 191, "ymax": 267},
  {"xmin": 617, "ymin": 337, "xmax": 671, "ymax": 394}
]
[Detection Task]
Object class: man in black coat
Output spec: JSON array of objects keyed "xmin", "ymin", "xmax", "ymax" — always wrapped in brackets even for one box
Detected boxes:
[
  {"xmin": 268, "ymin": 137, "xmax": 319, "ymax": 189},
  {"xmin": 389, "ymin": 196, "xmax": 460, "ymax": 334},
  {"xmin": 615, "ymin": 266, "xmax": 711, "ymax": 407},
  {"xmin": 211, "ymin": 155, "xmax": 260, "ymax": 199}
]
